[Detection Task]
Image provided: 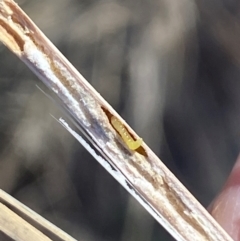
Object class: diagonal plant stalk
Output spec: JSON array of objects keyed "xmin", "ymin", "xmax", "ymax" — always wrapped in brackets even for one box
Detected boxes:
[{"xmin": 0, "ymin": 0, "xmax": 233, "ymax": 241}]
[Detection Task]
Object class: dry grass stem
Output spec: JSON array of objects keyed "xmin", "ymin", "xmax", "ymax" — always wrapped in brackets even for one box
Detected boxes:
[
  {"xmin": 0, "ymin": 189, "xmax": 77, "ymax": 241},
  {"xmin": 0, "ymin": 0, "xmax": 233, "ymax": 241}
]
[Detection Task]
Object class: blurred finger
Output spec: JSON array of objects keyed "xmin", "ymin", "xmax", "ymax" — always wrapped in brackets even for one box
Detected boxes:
[{"xmin": 209, "ymin": 155, "xmax": 240, "ymax": 241}]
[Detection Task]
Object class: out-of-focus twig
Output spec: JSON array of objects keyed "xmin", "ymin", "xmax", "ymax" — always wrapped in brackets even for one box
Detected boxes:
[
  {"xmin": 0, "ymin": 189, "xmax": 77, "ymax": 241},
  {"xmin": 0, "ymin": 0, "xmax": 234, "ymax": 241}
]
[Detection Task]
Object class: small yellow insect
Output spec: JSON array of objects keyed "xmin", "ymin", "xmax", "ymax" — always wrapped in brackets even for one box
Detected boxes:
[{"xmin": 111, "ymin": 116, "xmax": 143, "ymax": 150}]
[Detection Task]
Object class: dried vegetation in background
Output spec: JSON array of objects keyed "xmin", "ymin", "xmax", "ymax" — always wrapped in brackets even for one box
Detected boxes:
[{"xmin": 0, "ymin": 0, "xmax": 239, "ymax": 240}]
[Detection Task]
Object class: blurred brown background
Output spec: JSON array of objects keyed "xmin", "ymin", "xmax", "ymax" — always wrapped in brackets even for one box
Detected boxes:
[{"xmin": 0, "ymin": 0, "xmax": 240, "ymax": 240}]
